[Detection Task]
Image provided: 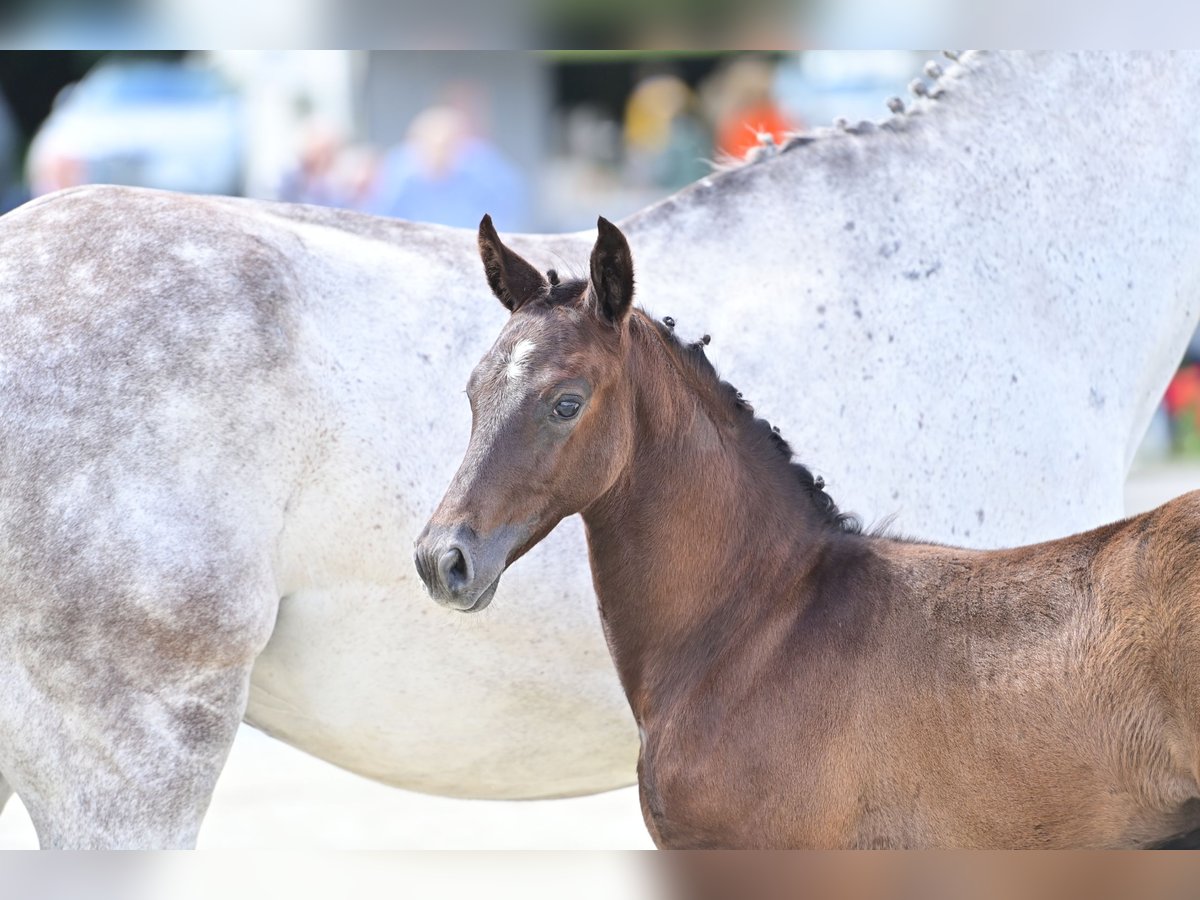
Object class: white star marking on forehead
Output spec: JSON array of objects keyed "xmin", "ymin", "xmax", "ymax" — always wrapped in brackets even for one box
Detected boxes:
[{"xmin": 505, "ymin": 338, "xmax": 537, "ymax": 382}]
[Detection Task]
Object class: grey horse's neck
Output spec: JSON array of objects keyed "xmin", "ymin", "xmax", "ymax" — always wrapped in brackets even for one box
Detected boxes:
[{"xmin": 620, "ymin": 51, "xmax": 1200, "ymax": 474}]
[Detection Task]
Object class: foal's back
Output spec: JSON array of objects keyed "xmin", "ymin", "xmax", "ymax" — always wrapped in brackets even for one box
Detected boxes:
[
  {"xmin": 880, "ymin": 492, "xmax": 1200, "ymax": 846},
  {"xmin": 662, "ymin": 492, "xmax": 1200, "ymax": 848}
]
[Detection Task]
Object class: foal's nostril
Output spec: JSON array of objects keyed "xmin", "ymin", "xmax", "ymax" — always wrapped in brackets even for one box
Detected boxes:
[{"xmin": 439, "ymin": 545, "xmax": 472, "ymax": 593}]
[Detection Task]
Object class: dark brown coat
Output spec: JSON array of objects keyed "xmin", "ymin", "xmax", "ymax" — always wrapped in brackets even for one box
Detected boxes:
[{"xmin": 417, "ymin": 216, "xmax": 1200, "ymax": 848}]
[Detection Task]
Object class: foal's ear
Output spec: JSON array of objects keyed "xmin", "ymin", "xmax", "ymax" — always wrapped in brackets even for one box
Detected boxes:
[
  {"xmin": 587, "ymin": 216, "xmax": 634, "ymax": 325},
  {"xmin": 478, "ymin": 214, "xmax": 548, "ymax": 313}
]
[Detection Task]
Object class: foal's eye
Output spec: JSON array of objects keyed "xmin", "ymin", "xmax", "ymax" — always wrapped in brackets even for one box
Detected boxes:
[{"xmin": 553, "ymin": 398, "xmax": 582, "ymax": 420}]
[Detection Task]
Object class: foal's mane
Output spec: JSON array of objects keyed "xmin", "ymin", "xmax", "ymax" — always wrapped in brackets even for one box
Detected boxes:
[
  {"xmin": 539, "ymin": 279, "xmax": 860, "ymax": 535},
  {"xmin": 632, "ymin": 311, "xmax": 862, "ymax": 535}
]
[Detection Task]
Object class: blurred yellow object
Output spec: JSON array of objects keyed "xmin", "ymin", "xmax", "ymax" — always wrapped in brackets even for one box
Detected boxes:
[{"xmin": 624, "ymin": 74, "xmax": 692, "ymax": 154}]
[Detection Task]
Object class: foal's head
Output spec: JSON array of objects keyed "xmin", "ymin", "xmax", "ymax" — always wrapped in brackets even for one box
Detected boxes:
[{"xmin": 415, "ymin": 215, "xmax": 639, "ymax": 611}]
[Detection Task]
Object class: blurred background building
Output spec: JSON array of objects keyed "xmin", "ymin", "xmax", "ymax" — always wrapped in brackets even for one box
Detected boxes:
[{"xmin": 0, "ymin": 49, "xmax": 1192, "ymax": 460}]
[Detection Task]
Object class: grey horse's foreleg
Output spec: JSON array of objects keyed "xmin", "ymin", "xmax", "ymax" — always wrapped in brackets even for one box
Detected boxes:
[
  {"xmin": 7, "ymin": 661, "xmax": 258, "ymax": 849},
  {"xmin": 0, "ymin": 562, "xmax": 278, "ymax": 848}
]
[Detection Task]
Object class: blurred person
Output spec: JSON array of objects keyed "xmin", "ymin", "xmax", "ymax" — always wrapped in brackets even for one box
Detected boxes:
[
  {"xmin": 1165, "ymin": 364, "xmax": 1200, "ymax": 455},
  {"xmin": 564, "ymin": 104, "xmax": 622, "ymax": 170},
  {"xmin": 538, "ymin": 104, "xmax": 628, "ymax": 231},
  {"xmin": 362, "ymin": 103, "xmax": 528, "ymax": 229},
  {"xmin": 331, "ymin": 143, "xmax": 379, "ymax": 209},
  {"xmin": 27, "ymin": 147, "xmax": 87, "ymax": 197},
  {"xmin": 623, "ymin": 73, "xmax": 710, "ymax": 190},
  {"xmin": 705, "ymin": 56, "xmax": 797, "ymax": 162},
  {"xmin": 278, "ymin": 121, "xmax": 350, "ymax": 207}
]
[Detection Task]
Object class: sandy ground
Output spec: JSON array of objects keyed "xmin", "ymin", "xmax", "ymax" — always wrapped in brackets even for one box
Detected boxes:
[{"xmin": 1, "ymin": 464, "xmax": 1198, "ymax": 851}]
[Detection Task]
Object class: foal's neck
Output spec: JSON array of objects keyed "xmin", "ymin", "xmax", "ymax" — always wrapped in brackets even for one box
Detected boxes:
[{"xmin": 580, "ymin": 318, "xmax": 849, "ymax": 720}]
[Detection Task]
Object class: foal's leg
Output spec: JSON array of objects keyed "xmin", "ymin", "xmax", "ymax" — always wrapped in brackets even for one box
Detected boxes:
[{"xmin": 0, "ymin": 561, "xmax": 278, "ymax": 849}]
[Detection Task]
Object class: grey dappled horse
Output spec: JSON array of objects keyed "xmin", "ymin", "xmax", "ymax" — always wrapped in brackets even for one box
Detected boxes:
[{"xmin": 1, "ymin": 51, "xmax": 1199, "ymax": 846}]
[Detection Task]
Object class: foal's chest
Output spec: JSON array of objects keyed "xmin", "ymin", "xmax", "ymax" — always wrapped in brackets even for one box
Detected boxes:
[{"xmin": 635, "ymin": 719, "xmax": 857, "ymax": 849}]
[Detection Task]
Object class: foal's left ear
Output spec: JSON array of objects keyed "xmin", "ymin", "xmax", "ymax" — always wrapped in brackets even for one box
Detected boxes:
[{"xmin": 587, "ymin": 217, "xmax": 634, "ymax": 326}]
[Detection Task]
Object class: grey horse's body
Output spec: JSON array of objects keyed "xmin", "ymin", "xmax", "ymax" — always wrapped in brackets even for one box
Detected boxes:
[{"xmin": 1, "ymin": 52, "xmax": 1199, "ymax": 846}]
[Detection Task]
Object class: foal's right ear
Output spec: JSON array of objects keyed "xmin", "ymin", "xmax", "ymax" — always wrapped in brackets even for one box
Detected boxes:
[
  {"xmin": 478, "ymin": 214, "xmax": 548, "ymax": 313},
  {"xmin": 587, "ymin": 216, "xmax": 634, "ymax": 326}
]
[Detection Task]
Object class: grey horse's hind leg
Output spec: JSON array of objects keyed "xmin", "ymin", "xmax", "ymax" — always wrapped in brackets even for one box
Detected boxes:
[{"xmin": 0, "ymin": 776, "xmax": 12, "ymax": 815}]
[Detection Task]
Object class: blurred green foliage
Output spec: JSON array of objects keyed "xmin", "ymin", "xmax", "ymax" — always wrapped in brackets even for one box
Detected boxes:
[{"xmin": 535, "ymin": 0, "xmax": 806, "ymax": 47}]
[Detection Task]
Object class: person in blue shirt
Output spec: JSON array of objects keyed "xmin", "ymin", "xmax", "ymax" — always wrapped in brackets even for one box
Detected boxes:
[{"xmin": 362, "ymin": 105, "xmax": 528, "ymax": 230}]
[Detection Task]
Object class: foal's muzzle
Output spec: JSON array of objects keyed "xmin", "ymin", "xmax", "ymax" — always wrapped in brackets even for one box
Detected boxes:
[{"xmin": 414, "ymin": 524, "xmax": 504, "ymax": 613}]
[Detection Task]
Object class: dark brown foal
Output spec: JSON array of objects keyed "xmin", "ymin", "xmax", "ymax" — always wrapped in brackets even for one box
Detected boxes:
[{"xmin": 415, "ymin": 215, "xmax": 1200, "ymax": 848}]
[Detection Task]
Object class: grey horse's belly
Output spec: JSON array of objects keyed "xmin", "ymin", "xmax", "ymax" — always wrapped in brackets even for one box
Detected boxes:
[{"xmin": 244, "ymin": 526, "xmax": 638, "ymax": 799}]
